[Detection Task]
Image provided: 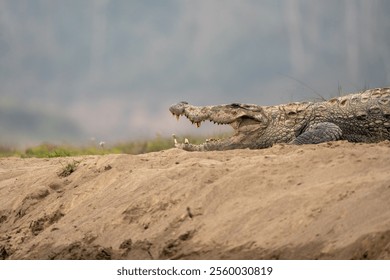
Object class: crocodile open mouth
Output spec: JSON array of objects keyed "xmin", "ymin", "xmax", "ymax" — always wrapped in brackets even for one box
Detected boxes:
[
  {"xmin": 169, "ymin": 101, "xmax": 265, "ymax": 150},
  {"xmin": 169, "ymin": 115, "xmax": 233, "ymax": 150},
  {"xmin": 170, "ymin": 112, "xmax": 235, "ymax": 147},
  {"xmin": 168, "ymin": 100, "xmax": 273, "ymax": 151}
]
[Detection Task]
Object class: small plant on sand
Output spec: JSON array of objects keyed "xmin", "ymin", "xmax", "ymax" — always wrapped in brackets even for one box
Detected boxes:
[{"xmin": 58, "ymin": 160, "xmax": 80, "ymax": 177}]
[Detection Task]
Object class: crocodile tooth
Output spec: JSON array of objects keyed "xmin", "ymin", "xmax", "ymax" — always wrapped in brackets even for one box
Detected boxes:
[
  {"xmin": 175, "ymin": 115, "xmax": 180, "ymax": 121},
  {"xmin": 172, "ymin": 134, "xmax": 178, "ymax": 145},
  {"xmin": 196, "ymin": 122, "xmax": 201, "ymax": 128},
  {"xmin": 184, "ymin": 138, "xmax": 189, "ymax": 144}
]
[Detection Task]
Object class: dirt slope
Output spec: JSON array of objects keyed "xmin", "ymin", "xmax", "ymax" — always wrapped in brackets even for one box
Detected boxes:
[{"xmin": 1, "ymin": 141, "xmax": 390, "ymax": 259}]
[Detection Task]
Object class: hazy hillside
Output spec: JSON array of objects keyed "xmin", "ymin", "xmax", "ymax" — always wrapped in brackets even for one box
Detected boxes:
[
  {"xmin": 0, "ymin": 1, "xmax": 389, "ymax": 145},
  {"xmin": 0, "ymin": 103, "xmax": 84, "ymax": 146}
]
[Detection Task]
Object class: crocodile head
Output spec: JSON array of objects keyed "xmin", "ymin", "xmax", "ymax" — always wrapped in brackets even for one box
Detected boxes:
[{"xmin": 169, "ymin": 101, "xmax": 270, "ymax": 151}]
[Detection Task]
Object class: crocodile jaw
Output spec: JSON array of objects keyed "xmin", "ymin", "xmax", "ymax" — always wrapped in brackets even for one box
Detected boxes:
[
  {"xmin": 169, "ymin": 114, "xmax": 241, "ymax": 151},
  {"xmin": 171, "ymin": 134, "xmax": 235, "ymax": 151},
  {"xmin": 169, "ymin": 101, "xmax": 240, "ymax": 128},
  {"xmin": 169, "ymin": 102, "xmax": 268, "ymax": 150}
]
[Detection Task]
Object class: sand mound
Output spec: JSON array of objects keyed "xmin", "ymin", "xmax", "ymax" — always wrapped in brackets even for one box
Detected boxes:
[{"xmin": 1, "ymin": 141, "xmax": 390, "ymax": 259}]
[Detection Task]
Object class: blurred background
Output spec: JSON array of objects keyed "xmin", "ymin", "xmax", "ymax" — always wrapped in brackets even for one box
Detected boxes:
[{"xmin": 1, "ymin": 0, "xmax": 389, "ymax": 147}]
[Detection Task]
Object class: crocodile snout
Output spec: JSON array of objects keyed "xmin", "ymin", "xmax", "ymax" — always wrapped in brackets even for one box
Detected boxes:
[{"xmin": 169, "ymin": 101, "xmax": 188, "ymax": 116}]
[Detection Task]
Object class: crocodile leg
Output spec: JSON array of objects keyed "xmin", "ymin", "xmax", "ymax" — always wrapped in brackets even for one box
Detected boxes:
[{"xmin": 291, "ymin": 122, "xmax": 343, "ymax": 145}]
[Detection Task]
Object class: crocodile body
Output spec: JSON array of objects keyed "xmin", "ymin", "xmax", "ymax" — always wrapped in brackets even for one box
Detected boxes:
[{"xmin": 169, "ymin": 88, "xmax": 390, "ymax": 151}]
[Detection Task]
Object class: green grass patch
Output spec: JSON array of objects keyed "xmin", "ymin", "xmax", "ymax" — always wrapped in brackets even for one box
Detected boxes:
[
  {"xmin": 0, "ymin": 134, "xmax": 220, "ymax": 158},
  {"xmin": 0, "ymin": 146, "xmax": 21, "ymax": 157}
]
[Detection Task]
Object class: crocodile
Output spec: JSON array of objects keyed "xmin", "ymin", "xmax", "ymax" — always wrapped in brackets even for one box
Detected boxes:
[{"xmin": 169, "ymin": 87, "xmax": 390, "ymax": 151}]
